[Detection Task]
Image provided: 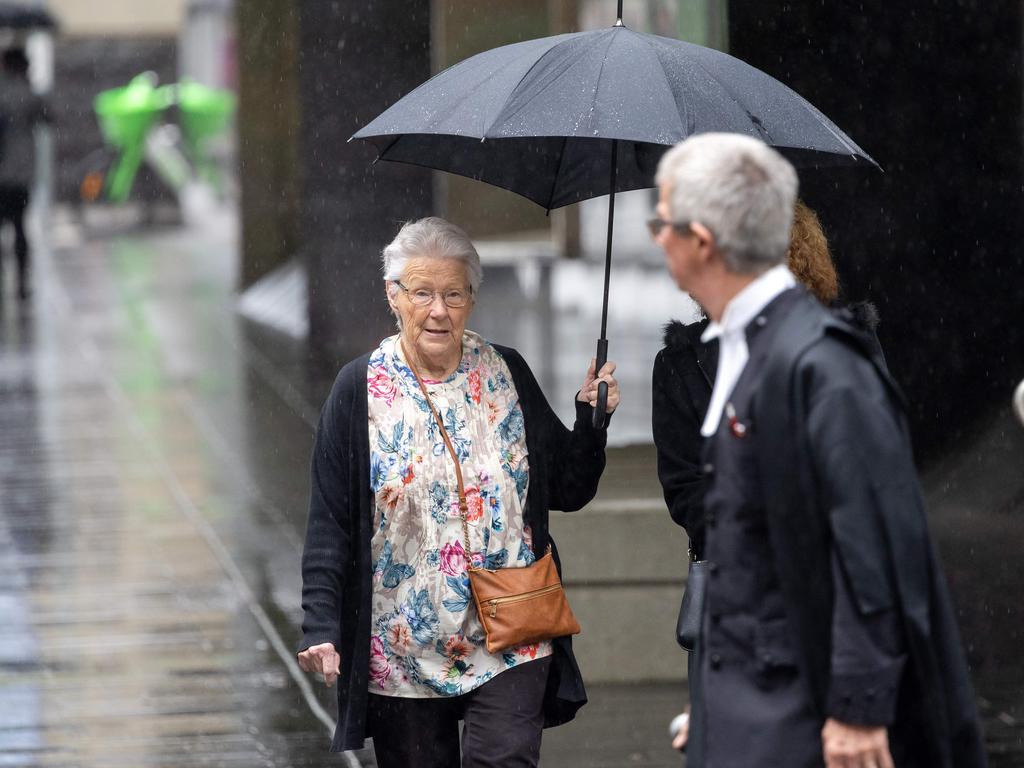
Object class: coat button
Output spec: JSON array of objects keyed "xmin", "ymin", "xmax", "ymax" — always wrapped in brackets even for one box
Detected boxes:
[
  {"xmin": 702, "ymin": 462, "xmax": 715, "ymax": 475},
  {"xmin": 755, "ymin": 315, "xmax": 767, "ymax": 327},
  {"xmin": 708, "ymin": 562, "xmax": 719, "ymax": 575},
  {"xmin": 710, "ymin": 654, "xmax": 722, "ymax": 670}
]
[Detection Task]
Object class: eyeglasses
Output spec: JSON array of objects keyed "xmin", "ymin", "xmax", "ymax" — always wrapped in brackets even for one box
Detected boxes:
[
  {"xmin": 646, "ymin": 217, "xmax": 693, "ymax": 238},
  {"xmin": 394, "ymin": 281, "xmax": 472, "ymax": 308}
]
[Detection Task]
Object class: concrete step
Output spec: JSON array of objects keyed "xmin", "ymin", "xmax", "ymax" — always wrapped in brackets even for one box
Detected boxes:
[{"xmin": 551, "ymin": 447, "xmax": 692, "ymax": 683}]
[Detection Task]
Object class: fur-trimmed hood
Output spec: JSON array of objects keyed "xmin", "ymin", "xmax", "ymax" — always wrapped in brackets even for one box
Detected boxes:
[
  {"xmin": 662, "ymin": 317, "xmax": 709, "ymax": 350},
  {"xmin": 832, "ymin": 300, "xmax": 880, "ymax": 335}
]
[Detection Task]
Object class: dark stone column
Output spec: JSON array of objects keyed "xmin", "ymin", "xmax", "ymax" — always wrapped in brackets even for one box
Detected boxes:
[
  {"xmin": 297, "ymin": 1, "xmax": 433, "ymax": 366},
  {"xmin": 235, "ymin": 0, "xmax": 302, "ymax": 289},
  {"xmin": 728, "ymin": 1, "xmax": 1024, "ymax": 461}
]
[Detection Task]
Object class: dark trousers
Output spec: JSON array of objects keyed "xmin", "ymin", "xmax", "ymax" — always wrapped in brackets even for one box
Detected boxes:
[
  {"xmin": 367, "ymin": 656, "xmax": 551, "ymax": 768},
  {"xmin": 686, "ymin": 641, "xmax": 705, "ymax": 768},
  {"xmin": 0, "ymin": 183, "xmax": 30, "ymax": 293}
]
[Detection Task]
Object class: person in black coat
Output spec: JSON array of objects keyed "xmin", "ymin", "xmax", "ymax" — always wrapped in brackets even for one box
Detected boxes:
[
  {"xmin": 654, "ymin": 200, "xmax": 876, "ymax": 571},
  {"xmin": 656, "ymin": 200, "xmax": 879, "ymax": 755},
  {"xmin": 0, "ymin": 48, "xmax": 48, "ymax": 300},
  {"xmin": 649, "ymin": 133, "xmax": 986, "ymax": 768},
  {"xmin": 296, "ymin": 217, "xmax": 619, "ymax": 767}
]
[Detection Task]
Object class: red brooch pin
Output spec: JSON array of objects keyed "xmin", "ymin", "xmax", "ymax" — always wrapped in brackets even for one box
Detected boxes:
[{"xmin": 725, "ymin": 402, "xmax": 747, "ymax": 438}]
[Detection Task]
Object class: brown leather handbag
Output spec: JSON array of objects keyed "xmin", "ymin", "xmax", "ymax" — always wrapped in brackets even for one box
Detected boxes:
[{"xmin": 406, "ymin": 350, "xmax": 581, "ymax": 653}]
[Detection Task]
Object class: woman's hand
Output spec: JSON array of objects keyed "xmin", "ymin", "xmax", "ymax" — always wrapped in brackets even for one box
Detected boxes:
[
  {"xmin": 669, "ymin": 708, "xmax": 690, "ymax": 751},
  {"xmin": 821, "ymin": 718, "xmax": 894, "ymax": 768},
  {"xmin": 578, "ymin": 358, "xmax": 620, "ymax": 413},
  {"xmin": 297, "ymin": 642, "xmax": 341, "ymax": 687}
]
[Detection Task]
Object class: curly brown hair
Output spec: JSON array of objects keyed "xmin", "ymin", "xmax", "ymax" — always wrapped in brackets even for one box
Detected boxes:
[{"xmin": 787, "ymin": 200, "xmax": 839, "ymax": 304}]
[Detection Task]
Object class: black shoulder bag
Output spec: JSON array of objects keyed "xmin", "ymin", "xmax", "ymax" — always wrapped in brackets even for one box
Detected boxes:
[{"xmin": 675, "ymin": 549, "xmax": 709, "ymax": 651}]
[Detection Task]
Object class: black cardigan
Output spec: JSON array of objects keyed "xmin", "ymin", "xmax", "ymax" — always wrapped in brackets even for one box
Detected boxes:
[
  {"xmin": 650, "ymin": 318, "xmax": 716, "ymax": 559},
  {"xmin": 298, "ymin": 343, "xmax": 607, "ymax": 752}
]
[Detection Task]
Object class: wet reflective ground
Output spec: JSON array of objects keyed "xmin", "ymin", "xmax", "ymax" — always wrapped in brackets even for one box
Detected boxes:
[
  {"xmin": 0, "ymin": 216, "xmax": 365, "ymax": 767},
  {"xmin": 0, "ymin": 210, "xmax": 1021, "ymax": 766}
]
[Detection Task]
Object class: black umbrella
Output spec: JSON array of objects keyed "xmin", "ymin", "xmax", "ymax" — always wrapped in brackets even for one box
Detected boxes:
[
  {"xmin": 0, "ymin": 2, "xmax": 57, "ymax": 29},
  {"xmin": 353, "ymin": 2, "xmax": 876, "ymax": 425}
]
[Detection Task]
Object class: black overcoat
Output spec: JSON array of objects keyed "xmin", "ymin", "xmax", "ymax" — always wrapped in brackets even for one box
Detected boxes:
[
  {"xmin": 298, "ymin": 343, "xmax": 607, "ymax": 752},
  {"xmin": 651, "ymin": 296, "xmax": 986, "ymax": 766},
  {"xmin": 651, "ymin": 303, "xmax": 881, "ymax": 558},
  {"xmin": 755, "ymin": 291, "xmax": 985, "ymax": 767}
]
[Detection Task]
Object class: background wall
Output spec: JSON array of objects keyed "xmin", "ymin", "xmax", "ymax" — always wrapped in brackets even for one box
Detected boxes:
[
  {"xmin": 47, "ymin": 0, "xmax": 186, "ymax": 36},
  {"xmin": 296, "ymin": 0, "xmax": 433, "ymax": 366},
  {"xmin": 728, "ymin": 0, "xmax": 1024, "ymax": 461},
  {"xmin": 235, "ymin": 0, "xmax": 300, "ymax": 289}
]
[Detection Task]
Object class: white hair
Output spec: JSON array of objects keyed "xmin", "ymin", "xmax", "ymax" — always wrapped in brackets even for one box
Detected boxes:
[
  {"xmin": 655, "ymin": 133, "xmax": 798, "ymax": 274},
  {"xmin": 381, "ymin": 216, "xmax": 483, "ymax": 293}
]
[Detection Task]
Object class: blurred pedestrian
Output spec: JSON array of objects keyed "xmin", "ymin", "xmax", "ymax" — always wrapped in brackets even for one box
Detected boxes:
[
  {"xmin": 296, "ymin": 216, "xmax": 618, "ymax": 767},
  {"xmin": 0, "ymin": 48, "xmax": 47, "ymax": 300},
  {"xmin": 648, "ymin": 132, "xmax": 987, "ymax": 768},
  {"xmin": 655, "ymin": 198, "xmax": 882, "ymax": 758}
]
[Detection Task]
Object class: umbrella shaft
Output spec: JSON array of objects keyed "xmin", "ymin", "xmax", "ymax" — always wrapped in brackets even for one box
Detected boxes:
[{"xmin": 600, "ymin": 140, "xmax": 618, "ymax": 339}]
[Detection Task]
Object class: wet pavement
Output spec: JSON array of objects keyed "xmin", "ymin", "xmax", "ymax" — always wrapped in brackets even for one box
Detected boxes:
[{"xmin": 0, "ymin": 207, "xmax": 1021, "ymax": 766}]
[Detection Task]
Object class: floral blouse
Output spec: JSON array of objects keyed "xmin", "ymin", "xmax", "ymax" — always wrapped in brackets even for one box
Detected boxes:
[{"xmin": 366, "ymin": 331, "xmax": 552, "ymax": 698}]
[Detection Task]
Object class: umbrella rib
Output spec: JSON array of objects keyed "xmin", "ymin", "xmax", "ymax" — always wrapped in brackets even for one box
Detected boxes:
[
  {"xmin": 584, "ymin": 31, "xmax": 619, "ymax": 136},
  {"xmin": 375, "ymin": 134, "xmax": 402, "ymax": 162},
  {"xmin": 493, "ymin": 29, "xmax": 615, "ymax": 138},
  {"xmin": 545, "ymin": 135, "xmax": 570, "ymax": 210},
  {"xmin": 786, "ymin": 95, "xmax": 864, "ymax": 157},
  {"xmin": 637, "ymin": 34, "xmax": 690, "ymax": 141},
  {"xmin": 642, "ymin": 36, "xmax": 776, "ymax": 142},
  {"xmin": 688, "ymin": 53, "xmax": 774, "ymax": 142},
  {"xmin": 483, "ymin": 33, "xmax": 584, "ymax": 136},
  {"xmin": 679, "ymin": 44, "xmax": 866, "ymax": 158}
]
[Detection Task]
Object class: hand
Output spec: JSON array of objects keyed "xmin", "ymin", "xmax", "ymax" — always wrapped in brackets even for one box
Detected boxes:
[
  {"xmin": 669, "ymin": 707, "xmax": 690, "ymax": 751},
  {"xmin": 578, "ymin": 358, "xmax": 619, "ymax": 413},
  {"xmin": 821, "ymin": 718, "xmax": 894, "ymax": 768},
  {"xmin": 297, "ymin": 642, "xmax": 341, "ymax": 687}
]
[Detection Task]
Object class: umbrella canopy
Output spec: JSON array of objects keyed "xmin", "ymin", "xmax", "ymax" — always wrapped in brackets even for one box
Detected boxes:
[
  {"xmin": 0, "ymin": 2, "xmax": 57, "ymax": 30},
  {"xmin": 353, "ymin": 20, "xmax": 877, "ymax": 424},
  {"xmin": 353, "ymin": 25, "xmax": 876, "ymax": 211}
]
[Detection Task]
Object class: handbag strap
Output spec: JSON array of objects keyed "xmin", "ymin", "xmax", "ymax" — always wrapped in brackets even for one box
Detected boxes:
[{"xmin": 401, "ymin": 342, "xmax": 476, "ymax": 568}]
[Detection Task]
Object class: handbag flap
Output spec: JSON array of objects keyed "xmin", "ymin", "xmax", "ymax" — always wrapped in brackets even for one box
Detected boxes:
[{"xmin": 469, "ymin": 551, "xmax": 561, "ymax": 602}]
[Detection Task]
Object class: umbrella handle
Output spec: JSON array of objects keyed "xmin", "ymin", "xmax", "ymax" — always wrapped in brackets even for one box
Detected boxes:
[{"xmin": 592, "ymin": 338, "xmax": 609, "ymax": 429}]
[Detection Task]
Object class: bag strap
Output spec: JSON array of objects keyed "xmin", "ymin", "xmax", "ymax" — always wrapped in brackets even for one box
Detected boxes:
[{"xmin": 401, "ymin": 342, "xmax": 476, "ymax": 569}]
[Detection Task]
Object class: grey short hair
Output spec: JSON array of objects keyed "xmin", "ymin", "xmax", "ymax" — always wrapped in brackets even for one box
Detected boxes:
[
  {"xmin": 655, "ymin": 133, "xmax": 798, "ymax": 274},
  {"xmin": 381, "ymin": 216, "xmax": 483, "ymax": 293}
]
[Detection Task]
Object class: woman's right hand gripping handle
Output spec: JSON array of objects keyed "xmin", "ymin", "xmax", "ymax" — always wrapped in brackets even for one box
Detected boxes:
[{"xmin": 297, "ymin": 642, "xmax": 341, "ymax": 687}]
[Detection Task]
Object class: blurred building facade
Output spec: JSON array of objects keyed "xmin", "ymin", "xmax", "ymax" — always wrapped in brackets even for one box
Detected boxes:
[
  {"xmin": 235, "ymin": 0, "xmax": 1024, "ymax": 462},
  {"xmin": 234, "ymin": 0, "xmax": 727, "ymax": 367},
  {"xmin": 228, "ymin": 0, "xmax": 1024, "ymax": 685},
  {"xmin": 727, "ymin": 0, "xmax": 1024, "ymax": 461}
]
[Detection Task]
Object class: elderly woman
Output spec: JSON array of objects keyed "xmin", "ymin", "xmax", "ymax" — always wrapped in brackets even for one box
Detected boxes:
[{"xmin": 297, "ymin": 216, "xmax": 619, "ymax": 768}]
